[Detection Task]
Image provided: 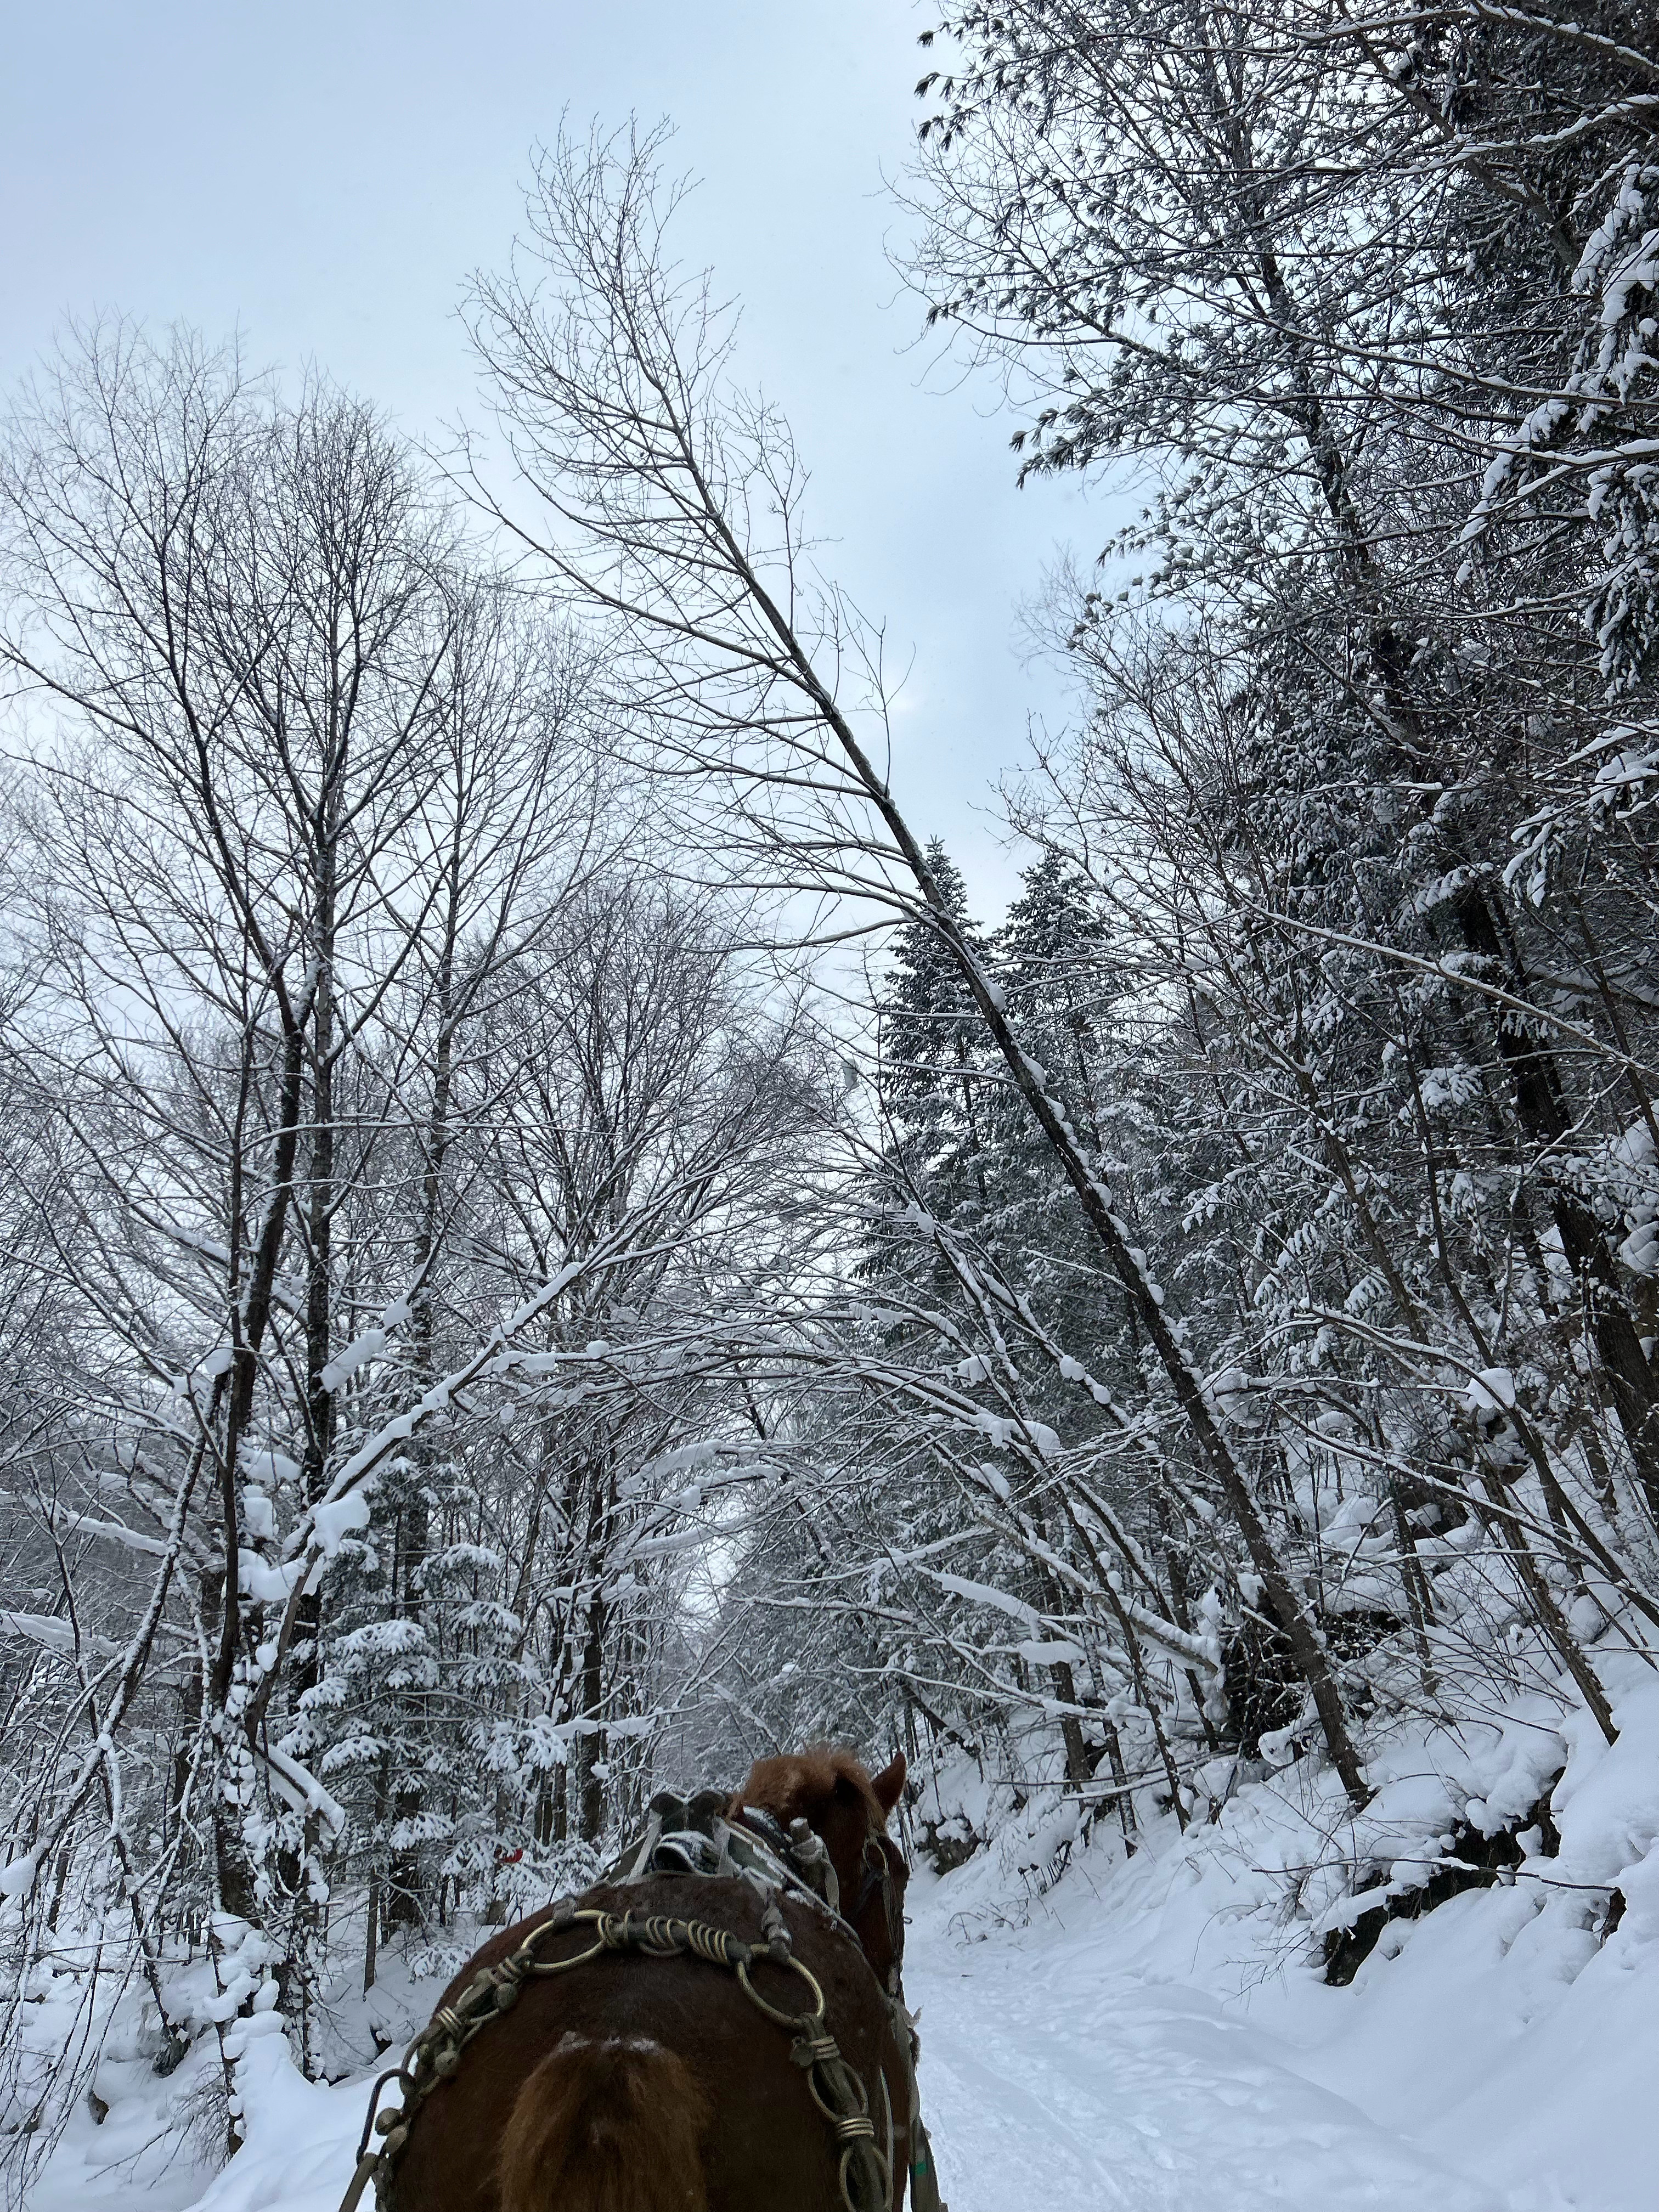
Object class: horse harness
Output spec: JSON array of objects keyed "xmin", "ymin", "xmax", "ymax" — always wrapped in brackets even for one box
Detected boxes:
[{"xmin": 340, "ymin": 1787, "xmax": 946, "ymax": 2212}]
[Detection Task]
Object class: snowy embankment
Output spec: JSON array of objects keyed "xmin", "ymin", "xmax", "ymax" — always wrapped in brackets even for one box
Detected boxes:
[
  {"xmin": 913, "ymin": 1649, "xmax": 1657, "ymax": 2212},
  {"xmin": 29, "ymin": 1657, "xmax": 1656, "ymax": 2212}
]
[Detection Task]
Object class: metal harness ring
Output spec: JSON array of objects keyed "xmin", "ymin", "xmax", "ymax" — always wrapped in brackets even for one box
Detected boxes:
[{"xmin": 735, "ymin": 1948, "xmax": 827, "ymax": 2029}]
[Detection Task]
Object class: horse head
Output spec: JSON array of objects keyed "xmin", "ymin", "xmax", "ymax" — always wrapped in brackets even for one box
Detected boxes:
[{"xmin": 729, "ymin": 1746, "xmax": 909, "ymax": 1992}]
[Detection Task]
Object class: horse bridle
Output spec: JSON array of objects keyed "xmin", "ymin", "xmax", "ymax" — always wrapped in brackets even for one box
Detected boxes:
[
  {"xmin": 851, "ymin": 1831, "xmax": 907, "ymax": 1993},
  {"xmin": 736, "ymin": 1805, "xmax": 906, "ymax": 1992}
]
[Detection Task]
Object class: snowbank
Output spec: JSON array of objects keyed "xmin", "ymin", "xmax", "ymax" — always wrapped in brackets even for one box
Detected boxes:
[
  {"xmin": 185, "ymin": 2041, "xmax": 368, "ymax": 2212},
  {"xmin": 912, "ymin": 1651, "xmax": 1658, "ymax": 2212}
]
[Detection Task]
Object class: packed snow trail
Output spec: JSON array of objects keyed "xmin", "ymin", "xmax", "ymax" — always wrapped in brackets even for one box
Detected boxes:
[{"xmin": 905, "ymin": 1898, "xmax": 1498, "ymax": 2212}]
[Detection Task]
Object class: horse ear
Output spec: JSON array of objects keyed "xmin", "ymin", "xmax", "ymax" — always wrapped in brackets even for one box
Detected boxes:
[{"xmin": 870, "ymin": 1751, "xmax": 906, "ymax": 1815}]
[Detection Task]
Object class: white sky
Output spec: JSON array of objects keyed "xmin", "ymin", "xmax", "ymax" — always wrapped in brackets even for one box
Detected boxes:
[{"xmin": 2, "ymin": 0, "xmax": 1118, "ymax": 917}]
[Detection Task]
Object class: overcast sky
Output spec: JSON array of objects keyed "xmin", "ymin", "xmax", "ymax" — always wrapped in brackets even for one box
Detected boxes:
[{"xmin": 2, "ymin": 0, "xmax": 1117, "ymax": 915}]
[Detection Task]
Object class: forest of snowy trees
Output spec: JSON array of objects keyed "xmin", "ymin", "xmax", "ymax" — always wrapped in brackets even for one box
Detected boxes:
[{"xmin": 2, "ymin": 0, "xmax": 1657, "ymax": 2191}]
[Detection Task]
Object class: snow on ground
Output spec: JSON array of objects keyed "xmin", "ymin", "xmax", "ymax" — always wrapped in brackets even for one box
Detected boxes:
[
  {"xmin": 911, "ymin": 1649, "xmax": 1657, "ymax": 2212},
  {"xmin": 908, "ymin": 1901, "xmax": 1501, "ymax": 2212},
  {"xmin": 25, "ymin": 1657, "xmax": 1656, "ymax": 2212},
  {"xmin": 24, "ymin": 2047, "xmax": 218, "ymax": 2212}
]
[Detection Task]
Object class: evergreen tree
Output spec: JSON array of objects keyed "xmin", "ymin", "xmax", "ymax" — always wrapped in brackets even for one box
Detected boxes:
[{"xmin": 876, "ymin": 840, "xmax": 997, "ymax": 1231}]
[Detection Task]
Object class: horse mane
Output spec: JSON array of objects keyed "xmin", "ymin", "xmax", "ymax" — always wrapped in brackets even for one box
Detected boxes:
[{"xmin": 732, "ymin": 1744, "xmax": 889, "ymax": 1832}]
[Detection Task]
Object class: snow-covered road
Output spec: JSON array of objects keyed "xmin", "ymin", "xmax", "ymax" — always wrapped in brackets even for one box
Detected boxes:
[{"xmin": 906, "ymin": 1904, "xmax": 1499, "ymax": 2212}]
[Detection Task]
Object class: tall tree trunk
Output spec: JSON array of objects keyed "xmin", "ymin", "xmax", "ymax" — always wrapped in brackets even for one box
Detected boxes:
[{"xmin": 1451, "ymin": 889, "xmax": 1659, "ymax": 1522}]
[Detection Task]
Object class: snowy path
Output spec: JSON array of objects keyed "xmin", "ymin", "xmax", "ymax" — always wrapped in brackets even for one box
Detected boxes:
[{"xmin": 906, "ymin": 1908, "xmax": 1502, "ymax": 2212}]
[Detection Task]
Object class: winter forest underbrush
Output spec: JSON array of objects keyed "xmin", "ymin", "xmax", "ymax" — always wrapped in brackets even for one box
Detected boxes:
[{"xmin": 5, "ymin": 3, "xmax": 1659, "ymax": 2205}]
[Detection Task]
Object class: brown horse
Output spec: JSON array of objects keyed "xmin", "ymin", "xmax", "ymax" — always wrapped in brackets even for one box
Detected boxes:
[{"xmin": 388, "ymin": 1747, "xmax": 914, "ymax": 2212}]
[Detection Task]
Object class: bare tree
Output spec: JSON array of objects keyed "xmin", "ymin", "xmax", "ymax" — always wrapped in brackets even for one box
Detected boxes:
[{"xmin": 464, "ymin": 124, "xmax": 1370, "ymax": 1800}]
